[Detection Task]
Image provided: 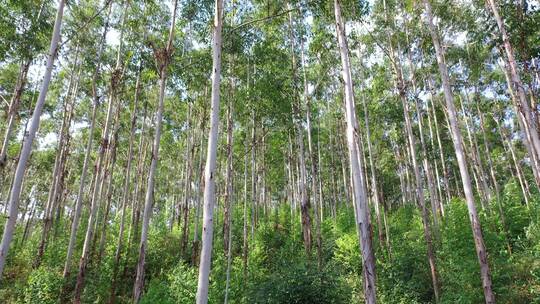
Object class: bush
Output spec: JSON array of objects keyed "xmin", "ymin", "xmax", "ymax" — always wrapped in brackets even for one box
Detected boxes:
[
  {"xmin": 247, "ymin": 262, "xmax": 351, "ymax": 304},
  {"xmin": 24, "ymin": 266, "xmax": 63, "ymax": 304}
]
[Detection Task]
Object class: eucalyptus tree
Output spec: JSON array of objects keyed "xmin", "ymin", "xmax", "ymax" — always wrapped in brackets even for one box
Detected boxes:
[
  {"xmin": 72, "ymin": 0, "xmax": 130, "ymax": 299},
  {"xmin": 287, "ymin": 2, "xmax": 312, "ymax": 255},
  {"xmin": 486, "ymin": 0, "xmax": 540, "ymax": 173},
  {"xmin": 371, "ymin": 0, "xmax": 440, "ymax": 299},
  {"xmin": 0, "ymin": 0, "xmax": 66, "ymax": 280},
  {"xmin": 0, "ymin": 0, "xmax": 50, "ymax": 170},
  {"xmin": 133, "ymin": 0, "xmax": 179, "ymax": 301},
  {"xmin": 421, "ymin": 0, "xmax": 495, "ymax": 302},
  {"xmin": 195, "ymin": 0, "xmax": 224, "ymax": 302},
  {"xmin": 334, "ymin": 0, "xmax": 377, "ymax": 302}
]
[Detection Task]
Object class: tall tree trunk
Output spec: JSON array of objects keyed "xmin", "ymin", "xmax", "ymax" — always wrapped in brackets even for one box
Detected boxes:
[
  {"xmin": 493, "ymin": 116, "xmax": 530, "ymax": 205},
  {"xmin": 133, "ymin": 1, "xmax": 178, "ymax": 301},
  {"xmin": 192, "ymin": 101, "xmax": 208, "ymax": 265},
  {"xmin": 334, "ymin": 1, "xmax": 377, "ymax": 302},
  {"xmin": 110, "ymin": 61, "xmax": 142, "ymax": 303},
  {"xmin": 383, "ymin": 10, "xmax": 440, "ymax": 296},
  {"xmin": 424, "ymin": 73, "xmax": 451, "ymax": 202},
  {"xmin": 460, "ymin": 94, "xmax": 491, "ymax": 211},
  {"xmin": 64, "ymin": 0, "xmax": 112, "ymax": 279},
  {"xmin": 498, "ymin": 58, "xmax": 540, "ymax": 187},
  {"xmin": 242, "ymin": 140, "xmax": 249, "ymax": 279},
  {"xmin": 35, "ymin": 45, "xmax": 80, "ymax": 269},
  {"xmin": 299, "ymin": 30, "xmax": 322, "ymax": 266},
  {"xmin": 360, "ymin": 93, "xmax": 388, "ymax": 254},
  {"xmin": 487, "ymin": 0, "xmax": 540, "ymax": 168},
  {"xmin": 423, "ymin": 1, "xmax": 495, "ymax": 302},
  {"xmin": 223, "ymin": 64, "xmax": 234, "ymax": 254},
  {"xmin": 0, "ymin": 0, "xmax": 65, "ymax": 279},
  {"xmin": 181, "ymin": 102, "xmax": 194, "ymax": 255},
  {"xmin": 250, "ymin": 111, "xmax": 257, "ymax": 237},
  {"xmin": 195, "ymin": 0, "xmax": 223, "ymax": 302},
  {"xmin": 287, "ymin": 3, "xmax": 312, "ymax": 254},
  {"xmin": 73, "ymin": 98, "xmax": 115, "ymax": 302},
  {"xmin": 126, "ymin": 100, "xmax": 149, "ymax": 264},
  {"xmin": 96, "ymin": 105, "xmax": 121, "ymax": 263},
  {"xmin": 72, "ymin": 3, "xmax": 123, "ymax": 299}
]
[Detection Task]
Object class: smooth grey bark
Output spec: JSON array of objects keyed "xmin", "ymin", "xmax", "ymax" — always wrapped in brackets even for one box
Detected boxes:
[
  {"xmin": 423, "ymin": 0, "xmax": 496, "ymax": 302},
  {"xmin": 96, "ymin": 109, "xmax": 120, "ymax": 263},
  {"xmin": 126, "ymin": 106, "xmax": 149, "ymax": 264},
  {"xmin": 195, "ymin": 0, "xmax": 224, "ymax": 302},
  {"xmin": 0, "ymin": 0, "xmax": 65, "ymax": 279},
  {"xmin": 334, "ymin": 1, "xmax": 377, "ymax": 302}
]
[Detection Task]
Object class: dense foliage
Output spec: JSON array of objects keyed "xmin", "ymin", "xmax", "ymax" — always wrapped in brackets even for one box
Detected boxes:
[{"xmin": 1, "ymin": 0, "xmax": 540, "ymax": 303}]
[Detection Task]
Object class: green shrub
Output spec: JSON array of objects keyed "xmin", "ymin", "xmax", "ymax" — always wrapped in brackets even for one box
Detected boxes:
[{"xmin": 24, "ymin": 266, "xmax": 63, "ymax": 304}]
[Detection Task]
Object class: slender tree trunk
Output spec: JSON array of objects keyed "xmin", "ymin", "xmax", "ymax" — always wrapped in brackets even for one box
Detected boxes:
[
  {"xmin": 498, "ymin": 59, "xmax": 540, "ymax": 187},
  {"xmin": 460, "ymin": 94, "xmax": 491, "ymax": 211},
  {"xmin": 242, "ymin": 141, "xmax": 249, "ymax": 280},
  {"xmin": 496, "ymin": 116, "xmax": 531, "ymax": 202},
  {"xmin": 195, "ymin": 1, "xmax": 223, "ymax": 302},
  {"xmin": 109, "ymin": 62, "xmax": 142, "ymax": 303},
  {"xmin": 35, "ymin": 45, "xmax": 80, "ymax": 268},
  {"xmin": 250, "ymin": 111, "xmax": 257, "ymax": 237},
  {"xmin": 223, "ymin": 65, "xmax": 234, "ymax": 254},
  {"xmin": 192, "ymin": 129, "xmax": 204, "ymax": 264},
  {"xmin": 126, "ymin": 101, "xmax": 149, "ymax": 262},
  {"xmin": 300, "ymin": 36, "xmax": 323, "ymax": 266},
  {"xmin": 192, "ymin": 101, "xmax": 208, "ymax": 265},
  {"xmin": 425, "ymin": 74, "xmax": 451, "ymax": 202},
  {"xmin": 423, "ymin": 1, "xmax": 495, "ymax": 302},
  {"xmin": 224, "ymin": 168, "xmax": 233, "ymax": 304},
  {"xmin": 287, "ymin": 4, "xmax": 312, "ymax": 254},
  {"xmin": 360, "ymin": 93, "xmax": 388, "ymax": 253},
  {"xmin": 72, "ymin": 4, "xmax": 124, "ymax": 300},
  {"xmin": 334, "ymin": 1, "xmax": 377, "ymax": 302},
  {"xmin": 472, "ymin": 97, "xmax": 512, "ymax": 254},
  {"xmin": 73, "ymin": 98, "xmax": 115, "ymax": 302},
  {"xmin": 96, "ymin": 105, "xmax": 121, "ymax": 263},
  {"xmin": 63, "ymin": 1, "xmax": 113, "ymax": 280},
  {"xmin": 383, "ymin": 12, "xmax": 440, "ymax": 296},
  {"xmin": 181, "ymin": 103, "xmax": 194, "ymax": 255},
  {"xmin": 0, "ymin": 0, "xmax": 65, "ymax": 279},
  {"xmin": 133, "ymin": 2, "xmax": 178, "ymax": 301},
  {"xmin": 487, "ymin": 0, "xmax": 540, "ymax": 167}
]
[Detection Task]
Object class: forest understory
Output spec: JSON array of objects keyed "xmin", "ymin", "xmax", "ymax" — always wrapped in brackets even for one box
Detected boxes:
[{"xmin": 1, "ymin": 0, "xmax": 540, "ymax": 303}]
